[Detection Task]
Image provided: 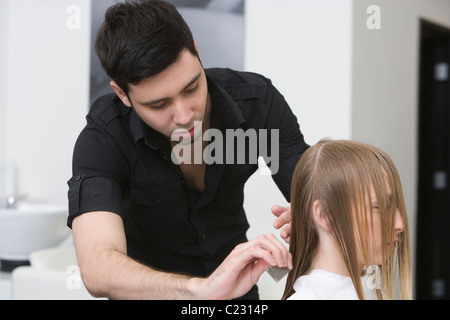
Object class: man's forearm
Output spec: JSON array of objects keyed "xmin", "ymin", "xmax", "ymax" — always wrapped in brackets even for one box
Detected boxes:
[
  {"xmin": 80, "ymin": 247, "xmax": 203, "ymax": 300},
  {"xmin": 78, "ymin": 232, "xmax": 291, "ymax": 300}
]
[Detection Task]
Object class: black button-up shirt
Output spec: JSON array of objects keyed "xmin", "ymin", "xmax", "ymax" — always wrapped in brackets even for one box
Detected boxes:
[{"xmin": 67, "ymin": 68, "xmax": 309, "ymax": 279}]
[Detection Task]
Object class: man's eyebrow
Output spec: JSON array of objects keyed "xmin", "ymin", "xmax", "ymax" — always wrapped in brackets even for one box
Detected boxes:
[{"xmin": 139, "ymin": 72, "xmax": 202, "ymax": 106}]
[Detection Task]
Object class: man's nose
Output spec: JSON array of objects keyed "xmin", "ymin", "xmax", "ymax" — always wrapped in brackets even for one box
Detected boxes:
[{"xmin": 173, "ymin": 100, "xmax": 194, "ymax": 126}]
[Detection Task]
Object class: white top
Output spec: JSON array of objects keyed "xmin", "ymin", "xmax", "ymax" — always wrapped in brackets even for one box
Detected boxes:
[{"xmin": 288, "ymin": 269, "xmax": 375, "ymax": 300}]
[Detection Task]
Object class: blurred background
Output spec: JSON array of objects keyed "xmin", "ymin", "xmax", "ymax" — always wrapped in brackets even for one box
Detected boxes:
[{"xmin": 0, "ymin": 0, "xmax": 449, "ymax": 300}]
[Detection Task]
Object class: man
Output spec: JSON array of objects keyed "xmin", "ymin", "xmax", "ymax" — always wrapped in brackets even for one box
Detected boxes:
[{"xmin": 68, "ymin": 0, "xmax": 308, "ymax": 300}]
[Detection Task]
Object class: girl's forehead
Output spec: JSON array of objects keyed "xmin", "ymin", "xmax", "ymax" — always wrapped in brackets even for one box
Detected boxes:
[{"xmin": 363, "ymin": 177, "xmax": 393, "ymax": 203}]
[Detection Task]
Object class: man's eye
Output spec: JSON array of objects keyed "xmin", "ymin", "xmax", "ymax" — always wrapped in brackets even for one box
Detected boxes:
[
  {"xmin": 185, "ymin": 84, "xmax": 199, "ymax": 94},
  {"xmin": 151, "ymin": 102, "xmax": 168, "ymax": 110}
]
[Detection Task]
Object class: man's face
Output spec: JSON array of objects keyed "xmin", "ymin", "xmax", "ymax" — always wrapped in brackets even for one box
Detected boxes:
[{"xmin": 113, "ymin": 49, "xmax": 210, "ymax": 144}]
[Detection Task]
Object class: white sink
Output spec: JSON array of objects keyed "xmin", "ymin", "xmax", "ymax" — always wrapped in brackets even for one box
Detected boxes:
[{"xmin": 0, "ymin": 202, "xmax": 71, "ymax": 261}]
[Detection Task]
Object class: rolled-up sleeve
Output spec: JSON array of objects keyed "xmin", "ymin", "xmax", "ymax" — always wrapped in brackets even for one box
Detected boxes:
[
  {"xmin": 67, "ymin": 175, "xmax": 123, "ymax": 228},
  {"xmin": 67, "ymin": 123, "xmax": 128, "ymax": 228}
]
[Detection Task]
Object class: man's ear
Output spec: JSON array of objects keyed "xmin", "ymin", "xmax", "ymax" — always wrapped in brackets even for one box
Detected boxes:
[
  {"xmin": 110, "ymin": 81, "xmax": 132, "ymax": 107},
  {"xmin": 194, "ymin": 39, "xmax": 202, "ymax": 64},
  {"xmin": 312, "ymin": 200, "xmax": 330, "ymax": 232}
]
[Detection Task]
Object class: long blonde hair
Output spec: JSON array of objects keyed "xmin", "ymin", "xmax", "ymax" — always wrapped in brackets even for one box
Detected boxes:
[{"xmin": 282, "ymin": 140, "xmax": 412, "ymax": 300}]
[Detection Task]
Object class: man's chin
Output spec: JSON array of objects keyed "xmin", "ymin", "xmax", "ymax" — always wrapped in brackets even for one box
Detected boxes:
[
  {"xmin": 172, "ymin": 136, "xmax": 195, "ymax": 146},
  {"xmin": 171, "ymin": 122, "xmax": 203, "ymax": 145}
]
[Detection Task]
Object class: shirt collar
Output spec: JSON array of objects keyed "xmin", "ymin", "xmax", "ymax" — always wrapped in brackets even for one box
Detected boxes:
[
  {"xmin": 127, "ymin": 70, "xmax": 246, "ymax": 150},
  {"xmin": 206, "ymin": 71, "xmax": 246, "ymax": 130},
  {"xmin": 129, "ymin": 110, "xmax": 167, "ymax": 151}
]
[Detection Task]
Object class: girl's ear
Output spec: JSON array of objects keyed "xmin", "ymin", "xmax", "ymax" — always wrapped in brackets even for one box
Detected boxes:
[{"xmin": 312, "ymin": 200, "xmax": 330, "ymax": 232}]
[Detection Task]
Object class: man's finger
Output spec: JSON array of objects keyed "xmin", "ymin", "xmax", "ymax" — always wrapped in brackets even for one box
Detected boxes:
[
  {"xmin": 272, "ymin": 206, "xmax": 291, "ymax": 229},
  {"xmin": 271, "ymin": 205, "xmax": 287, "ymax": 217},
  {"xmin": 244, "ymin": 234, "xmax": 291, "ymax": 269},
  {"xmin": 280, "ymin": 223, "xmax": 291, "ymax": 242}
]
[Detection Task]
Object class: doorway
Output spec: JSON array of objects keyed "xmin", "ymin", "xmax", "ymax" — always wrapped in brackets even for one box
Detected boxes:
[{"xmin": 416, "ymin": 19, "xmax": 450, "ymax": 299}]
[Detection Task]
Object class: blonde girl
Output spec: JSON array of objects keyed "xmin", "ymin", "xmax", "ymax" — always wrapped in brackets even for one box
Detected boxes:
[{"xmin": 283, "ymin": 140, "xmax": 412, "ymax": 300}]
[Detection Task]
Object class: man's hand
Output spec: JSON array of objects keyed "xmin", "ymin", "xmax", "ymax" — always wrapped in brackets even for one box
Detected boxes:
[
  {"xmin": 74, "ymin": 212, "xmax": 291, "ymax": 300},
  {"xmin": 272, "ymin": 205, "xmax": 291, "ymax": 243},
  {"xmin": 196, "ymin": 234, "xmax": 292, "ymax": 300}
]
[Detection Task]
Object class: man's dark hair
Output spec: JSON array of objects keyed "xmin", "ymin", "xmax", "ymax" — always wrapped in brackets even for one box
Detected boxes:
[{"xmin": 95, "ymin": 0, "xmax": 198, "ymax": 94}]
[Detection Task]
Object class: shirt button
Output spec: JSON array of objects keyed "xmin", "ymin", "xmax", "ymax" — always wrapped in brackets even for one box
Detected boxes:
[
  {"xmin": 75, "ymin": 175, "xmax": 81, "ymax": 181},
  {"xmin": 201, "ymin": 234, "xmax": 206, "ymax": 241}
]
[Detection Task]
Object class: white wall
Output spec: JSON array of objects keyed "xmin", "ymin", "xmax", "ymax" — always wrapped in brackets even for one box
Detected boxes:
[
  {"xmin": 352, "ymin": 0, "xmax": 450, "ymax": 292},
  {"xmin": 1, "ymin": 0, "xmax": 91, "ymax": 205},
  {"xmin": 244, "ymin": 0, "xmax": 354, "ymax": 144},
  {"xmin": 243, "ymin": 0, "xmax": 354, "ymax": 299},
  {"xmin": 0, "ymin": 1, "xmax": 9, "ymax": 164}
]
